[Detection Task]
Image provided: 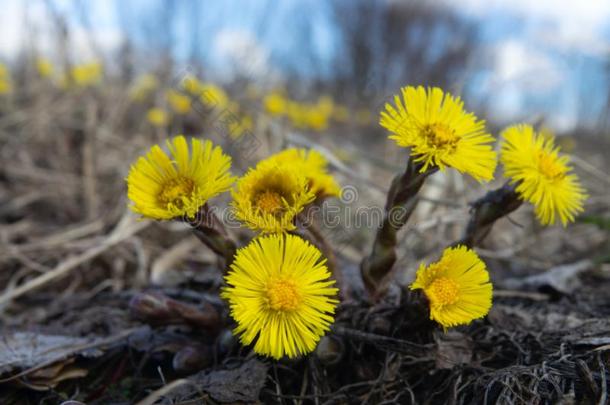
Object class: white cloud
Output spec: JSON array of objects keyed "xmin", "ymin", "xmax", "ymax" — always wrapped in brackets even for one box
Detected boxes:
[
  {"xmin": 453, "ymin": 0, "xmax": 610, "ymax": 56},
  {"xmin": 456, "ymin": 0, "xmax": 610, "ymax": 27},
  {"xmin": 211, "ymin": 29, "xmax": 277, "ymax": 82},
  {"xmin": 493, "ymin": 40, "xmax": 565, "ymax": 91},
  {"xmin": 0, "ymin": 0, "xmax": 123, "ymax": 61},
  {"xmin": 476, "ymin": 40, "xmax": 578, "ymax": 130}
]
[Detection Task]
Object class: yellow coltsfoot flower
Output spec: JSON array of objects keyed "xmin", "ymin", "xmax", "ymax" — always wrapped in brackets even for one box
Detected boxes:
[
  {"xmin": 267, "ymin": 148, "xmax": 341, "ymax": 199},
  {"xmin": 263, "ymin": 91, "xmax": 287, "ymax": 116},
  {"xmin": 146, "ymin": 107, "xmax": 169, "ymax": 127},
  {"xmin": 410, "ymin": 246, "xmax": 492, "ymax": 329},
  {"xmin": 231, "ymin": 158, "xmax": 315, "ymax": 233},
  {"xmin": 166, "ymin": 89, "xmax": 192, "ymax": 114},
  {"xmin": 70, "ymin": 62, "xmax": 103, "ymax": 87},
  {"xmin": 129, "ymin": 73, "xmax": 159, "ymax": 102},
  {"xmin": 500, "ymin": 124, "xmax": 586, "ymax": 226},
  {"xmin": 222, "ymin": 234, "xmax": 339, "ymax": 359},
  {"xmin": 381, "ymin": 86, "xmax": 497, "ymax": 182},
  {"xmin": 126, "ymin": 135, "xmax": 235, "ymax": 220},
  {"xmin": 200, "ymin": 83, "xmax": 229, "ymax": 109}
]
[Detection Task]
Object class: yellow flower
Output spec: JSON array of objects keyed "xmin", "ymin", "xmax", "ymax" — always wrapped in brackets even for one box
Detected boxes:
[
  {"xmin": 70, "ymin": 62, "xmax": 103, "ymax": 87},
  {"xmin": 166, "ymin": 90, "xmax": 192, "ymax": 114},
  {"xmin": 200, "ymin": 83, "xmax": 229, "ymax": 109},
  {"xmin": 129, "ymin": 74, "xmax": 159, "ymax": 102},
  {"xmin": 306, "ymin": 107, "xmax": 329, "ymax": 131},
  {"xmin": 410, "ymin": 246, "xmax": 492, "ymax": 329},
  {"xmin": 146, "ymin": 108, "xmax": 169, "ymax": 127},
  {"xmin": 500, "ymin": 124, "xmax": 586, "ymax": 226},
  {"xmin": 381, "ymin": 86, "xmax": 497, "ymax": 182},
  {"xmin": 264, "ymin": 92, "xmax": 287, "ymax": 116},
  {"xmin": 222, "ymin": 233, "xmax": 338, "ymax": 359},
  {"xmin": 0, "ymin": 63, "xmax": 8, "ymax": 78},
  {"xmin": 36, "ymin": 58, "xmax": 54, "ymax": 78},
  {"xmin": 231, "ymin": 159, "xmax": 315, "ymax": 233},
  {"xmin": 126, "ymin": 135, "xmax": 235, "ymax": 220},
  {"xmin": 181, "ymin": 75, "xmax": 204, "ymax": 95},
  {"xmin": 228, "ymin": 115, "xmax": 253, "ymax": 139},
  {"xmin": 269, "ymin": 148, "xmax": 340, "ymax": 199}
]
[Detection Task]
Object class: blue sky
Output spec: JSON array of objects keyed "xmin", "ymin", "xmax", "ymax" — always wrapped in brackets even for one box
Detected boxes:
[{"xmin": 1, "ymin": 0, "xmax": 609, "ymax": 131}]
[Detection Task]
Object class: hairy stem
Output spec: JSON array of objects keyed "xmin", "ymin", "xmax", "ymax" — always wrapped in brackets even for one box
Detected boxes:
[
  {"xmin": 361, "ymin": 158, "xmax": 435, "ymax": 296},
  {"xmin": 187, "ymin": 204, "xmax": 237, "ymax": 270},
  {"xmin": 455, "ymin": 182, "xmax": 523, "ymax": 248}
]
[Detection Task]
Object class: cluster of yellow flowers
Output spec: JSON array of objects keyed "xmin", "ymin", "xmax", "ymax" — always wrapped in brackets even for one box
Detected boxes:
[
  {"xmin": 0, "ymin": 63, "xmax": 12, "ymax": 95},
  {"xmin": 263, "ymin": 92, "xmax": 369, "ymax": 131},
  {"xmin": 126, "ymin": 136, "xmax": 340, "ymax": 359},
  {"xmin": 127, "ymin": 71, "xmax": 371, "ymax": 134},
  {"xmin": 125, "ymin": 83, "xmax": 588, "ymax": 360},
  {"xmin": 61, "ymin": 62, "xmax": 103, "ymax": 88},
  {"xmin": 29, "ymin": 57, "xmax": 103, "ymax": 89},
  {"xmin": 379, "ymin": 85, "xmax": 587, "ymax": 328},
  {"xmin": 128, "ymin": 73, "xmax": 253, "ymax": 136}
]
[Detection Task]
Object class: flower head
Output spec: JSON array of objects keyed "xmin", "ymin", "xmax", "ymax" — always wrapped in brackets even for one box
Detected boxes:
[
  {"xmin": 268, "ymin": 148, "xmax": 340, "ymax": 199},
  {"xmin": 500, "ymin": 124, "xmax": 586, "ymax": 226},
  {"xmin": 127, "ymin": 135, "xmax": 235, "ymax": 220},
  {"xmin": 306, "ymin": 107, "xmax": 329, "ymax": 131},
  {"xmin": 146, "ymin": 108, "xmax": 169, "ymax": 127},
  {"xmin": 228, "ymin": 115, "xmax": 253, "ymax": 139},
  {"xmin": 129, "ymin": 74, "xmax": 159, "ymax": 102},
  {"xmin": 381, "ymin": 86, "xmax": 497, "ymax": 182},
  {"xmin": 181, "ymin": 75, "xmax": 204, "ymax": 95},
  {"xmin": 232, "ymin": 158, "xmax": 315, "ymax": 233},
  {"xmin": 264, "ymin": 92, "xmax": 287, "ymax": 116},
  {"xmin": 166, "ymin": 90, "xmax": 192, "ymax": 114},
  {"xmin": 69, "ymin": 62, "xmax": 103, "ymax": 87},
  {"xmin": 222, "ymin": 234, "xmax": 338, "ymax": 359},
  {"xmin": 200, "ymin": 83, "xmax": 229, "ymax": 109},
  {"xmin": 410, "ymin": 246, "xmax": 492, "ymax": 329}
]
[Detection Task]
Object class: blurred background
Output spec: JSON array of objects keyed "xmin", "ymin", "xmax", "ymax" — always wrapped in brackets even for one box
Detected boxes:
[{"xmin": 2, "ymin": 0, "xmax": 610, "ymax": 131}]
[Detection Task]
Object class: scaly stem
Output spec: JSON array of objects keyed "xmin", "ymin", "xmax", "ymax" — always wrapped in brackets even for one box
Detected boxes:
[
  {"xmin": 187, "ymin": 204, "xmax": 237, "ymax": 270},
  {"xmin": 455, "ymin": 182, "xmax": 523, "ymax": 248},
  {"xmin": 361, "ymin": 158, "xmax": 436, "ymax": 296}
]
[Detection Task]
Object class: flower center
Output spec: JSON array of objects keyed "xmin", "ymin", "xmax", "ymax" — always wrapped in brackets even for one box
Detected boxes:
[
  {"xmin": 158, "ymin": 177, "xmax": 195, "ymax": 207},
  {"xmin": 267, "ymin": 279, "xmax": 300, "ymax": 311},
  {"xmin": 256, "ymin": 190, "xmax": 283, "ymax": 215},
  {"xmin": 427, "ymin": 276, "xmax": 460, "ymax": 306},
  {"xmin": 537, "ymin": 152, "xmax": 566, "ymax": 181},
  {"xmin": 422, "ymin": 123, "xmax": 460, "ymax": 149}
]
